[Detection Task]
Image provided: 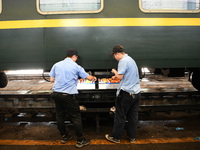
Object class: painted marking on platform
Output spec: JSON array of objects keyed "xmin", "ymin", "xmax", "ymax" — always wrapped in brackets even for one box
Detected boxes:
[{"xmin": 0, "ymin": 137, "xmax": 199, "ymax": 145}]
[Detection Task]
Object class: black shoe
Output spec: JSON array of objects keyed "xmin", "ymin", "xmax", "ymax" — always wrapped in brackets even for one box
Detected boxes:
[
  {"xmin": 76, "ymin": 138, "xmax": 91, "ymax": 148},
  {"xmin": 105, "ymin": 134, "xmax": 120, "ymax": 144},
  {"xmin": 61, "ymin": 135, "xmax": 72, "ymax": 144}
]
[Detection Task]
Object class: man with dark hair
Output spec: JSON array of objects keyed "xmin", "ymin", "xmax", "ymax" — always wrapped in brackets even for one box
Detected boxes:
[
  {"xmin": 50, "ymin": 48, "xmax": 96, "ymax": 148},
  {"xmin": 105, "ymin": 44, "xmax": 141, "ymax": 144}
]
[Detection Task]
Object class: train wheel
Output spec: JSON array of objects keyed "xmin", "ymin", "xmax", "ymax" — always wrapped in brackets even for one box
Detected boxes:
[
  {"xmin": 191, "ymin": 71, "xmax": 200, "ymax": 91},
  {"xmin": 0, "ymin": 72, "xmax": 8, "ymax": 88}
]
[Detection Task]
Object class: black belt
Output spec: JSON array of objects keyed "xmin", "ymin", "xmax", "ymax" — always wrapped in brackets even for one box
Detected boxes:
[
  {"xmin": 53, "ymin": 91, "xmax": 76, "ymax": 97},
  {"xmin": 121, "ymin": 90, "xmax": 138, "ymax": 99}
]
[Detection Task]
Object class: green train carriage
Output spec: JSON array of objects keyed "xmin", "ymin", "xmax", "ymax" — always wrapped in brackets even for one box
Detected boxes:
[{"xmin": 0, "ymin": 0, "xmax": 200, "ymax": 90}]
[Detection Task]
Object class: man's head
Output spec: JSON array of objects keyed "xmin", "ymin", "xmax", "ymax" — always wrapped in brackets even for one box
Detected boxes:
[
  {"xmin": 111, "ymin": 45, "xmax": 125, "ymax": 61},
  {"xmin": 111, "ymin": 45, "xmax": 125, "ymax": 55},
  {"xmin": 66, "ymin": 48, "xmax": 80, "ymax": 62}
]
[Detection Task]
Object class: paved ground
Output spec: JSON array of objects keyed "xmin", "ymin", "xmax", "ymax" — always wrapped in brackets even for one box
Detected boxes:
[{"xmin": 0, "ymin": 116, "xmax": 200, "ymax": 150}]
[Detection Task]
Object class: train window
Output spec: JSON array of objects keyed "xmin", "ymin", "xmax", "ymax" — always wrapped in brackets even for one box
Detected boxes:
[
  {"xmin": 139, "ymin": 0, "xmax": 200, "ymax": 13},
  {"xmin": 37, "ymin": 0, "xmax": 104, "ymax": 15}
]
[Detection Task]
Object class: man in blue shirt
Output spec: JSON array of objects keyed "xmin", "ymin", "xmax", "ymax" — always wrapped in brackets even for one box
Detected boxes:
[
  {"xmin": 105, "ymin": 45, "xmax": 141, "ymax": 144},
  {"xmin": 50, "ymin": 48, "xmax": 96, "ymax": 148}
]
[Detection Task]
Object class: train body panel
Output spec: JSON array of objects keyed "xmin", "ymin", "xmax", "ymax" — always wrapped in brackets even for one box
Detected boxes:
[
  {"xmin": 0, "ymin": 28, "xmax": 45, "ymax": 70},
  {"xmin": 1, "ymin": 26, "xmax": 200, "ymax": 70},
  {"xmin": 0, "ymin": 0, "xmax": 200, "ymax": 71}
]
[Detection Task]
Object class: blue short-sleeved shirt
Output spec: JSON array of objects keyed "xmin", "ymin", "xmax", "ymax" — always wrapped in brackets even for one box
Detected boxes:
[
  {"xmin": 117, "ymin": 54, "xmax": 141, "ymax": 96},
  {"xmin": 49, "ymin": 58, "xmax": 89, "ymax": 94}
]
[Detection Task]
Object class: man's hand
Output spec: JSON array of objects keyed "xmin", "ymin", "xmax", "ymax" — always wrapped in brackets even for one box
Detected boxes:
[
  {"xmin": 50, "ymin": 77, "xmax": 55, "ymax": 83},
  {"xmin": 86, "ymin": 75, "xmax": 97, "ymax": 82},
  {"xmin": 112, "ymin": 76, "xmax": 117, "ymax": 80},
  {"xmin": 92, "ymin": 77, "xmax": 97, "ymax": 82}
]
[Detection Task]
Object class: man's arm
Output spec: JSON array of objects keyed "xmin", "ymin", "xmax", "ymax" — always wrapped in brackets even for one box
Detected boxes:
[{"xmin": 112, "ymin": 69, "xmax": 124, "ymax": 80}]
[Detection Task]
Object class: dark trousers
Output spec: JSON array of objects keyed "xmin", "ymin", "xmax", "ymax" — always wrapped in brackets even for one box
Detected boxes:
[
  {"xmin": 111, "ymin": 90, "xmax": 141, "ymax": 139},
  {"xmin": 52, "ymin": 92, "xmax": 83, "ymax": 140}
]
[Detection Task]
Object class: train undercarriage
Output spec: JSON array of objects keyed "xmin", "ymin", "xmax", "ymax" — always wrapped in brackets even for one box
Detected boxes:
[{"xmin": 1, "ymin": 90, "xmax": 200, "ymax": 132}]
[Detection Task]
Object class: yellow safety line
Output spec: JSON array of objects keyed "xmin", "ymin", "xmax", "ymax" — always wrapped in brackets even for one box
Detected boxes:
[
  {"xmin": 0, "ymin": 137, "xmax": 199, "ymax": 145},
  {"xmin": 0, "ymin": 18, "xmax": 200, "ymax": 29}
]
